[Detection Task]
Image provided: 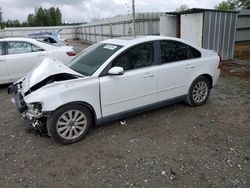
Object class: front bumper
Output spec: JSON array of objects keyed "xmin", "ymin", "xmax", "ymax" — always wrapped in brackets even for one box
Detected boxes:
[
  {"xmin": 8, "ymin": 84, "xmax": 44, "ymax": 121},
  {"xmin": 8, "ymin": 84, "xmax": 27, "ymax": 113}
]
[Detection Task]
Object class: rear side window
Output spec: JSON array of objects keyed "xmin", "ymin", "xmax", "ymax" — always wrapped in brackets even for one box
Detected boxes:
[
  {"xmin": 189, "ymin": 46, "xmax": 201, "ymax": 58},
  {"xmin": 112, "ymin": 42, "xmax": 154, "ymax": 71},
  {"xmin": 160, "ymin": 40, "xmax": 189, "ymax": 63},
  {"xmin": 0, "ymin": 42, "xmax": 2, "ymax": 55},
  {"xmin": 160, "ymin": 40, "xmax": 201, "ymax": 64},
  {"xmin": 7, "ymin": 42, "xmax": 32, "ymax": 55},
  {"xmin": 32, "ymin": 44, "xmax": 44, "ymax": 52}
]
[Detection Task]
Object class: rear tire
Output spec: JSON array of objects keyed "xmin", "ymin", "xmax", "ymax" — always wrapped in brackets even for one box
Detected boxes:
[
  {"xmin": 47, "ymin": 104, "xmax": 92, "ymax": 144},
  {"xmin": 186, "ymin": 76, "xmax": 210, "ymax": 106}
]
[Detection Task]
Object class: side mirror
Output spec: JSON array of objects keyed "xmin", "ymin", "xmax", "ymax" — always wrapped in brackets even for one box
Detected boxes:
[{"xmin": 108, "ymin": 66, "xmax": 124, "ymax": 76}]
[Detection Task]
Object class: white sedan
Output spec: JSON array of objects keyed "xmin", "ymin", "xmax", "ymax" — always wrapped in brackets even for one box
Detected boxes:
[
  {"xmin": 0, "ymin": 37, "xmax": 76, "ymax": 84},
  {"xmin": 9, "ymin": 36, "xmax": 220, "ymax": 144}
]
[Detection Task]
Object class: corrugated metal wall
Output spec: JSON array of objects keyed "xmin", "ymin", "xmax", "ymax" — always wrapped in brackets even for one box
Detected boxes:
[
  {"xmin": 75, "ymin": 13, "xmax": 164, "ymax": 43},
  {"xmin": 0, "ymin": 25, "xmax": 76, "ymax": 39},
  {"xmin": 236, "ymin": 9, "xmax": 250, "ymax": 42},
  {"xmin": 203, "ymin": 11, "xmax": 238, "ymax": 60}
]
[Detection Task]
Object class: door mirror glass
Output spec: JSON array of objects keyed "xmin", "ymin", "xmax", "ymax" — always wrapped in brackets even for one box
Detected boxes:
[{"xmin": 108, "ymin": 66, "xmax": 124, "ymax": 75}]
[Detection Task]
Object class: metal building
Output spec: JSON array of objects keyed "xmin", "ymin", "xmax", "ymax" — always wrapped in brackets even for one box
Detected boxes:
[
  {"xmin": 236, "ymin": 9, "xmax": 250, "ymax": 42},
  {"xmin": 163, "ymin": 9, "xmax": 239, "ymax": 60}
]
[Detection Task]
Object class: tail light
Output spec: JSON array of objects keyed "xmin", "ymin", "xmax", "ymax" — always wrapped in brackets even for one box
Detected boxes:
[
  {"xmin": 66, "ymin": 51, "xmax": 76, "ymax": 56},
  {"xmin": 217, "ymin": 53, "xmax": 222, "ymax": 69}
]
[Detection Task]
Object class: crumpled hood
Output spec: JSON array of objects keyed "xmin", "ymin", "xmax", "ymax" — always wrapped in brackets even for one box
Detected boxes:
[{"xmin": 21, "ymin": 58, "xmax": 82, "ymax": 93}]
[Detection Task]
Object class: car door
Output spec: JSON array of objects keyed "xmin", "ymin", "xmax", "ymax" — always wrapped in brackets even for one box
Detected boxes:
[
  {"xmin": 0, "ymin": 42, "xmax": 9, "ymax": 84},
  {"xmin": 99, "ymin": 41, "xmax": 159, "ymax": 117},
  {"xmin": 157, "ymin": 40, "xmax": 201, "ymax": 102},
  {"xmin": 5, "ymin": 41, "xmax": 46, "ymax": 81}
]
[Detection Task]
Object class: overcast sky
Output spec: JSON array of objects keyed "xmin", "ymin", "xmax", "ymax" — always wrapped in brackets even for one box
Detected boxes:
[{"xmin": 1, "ymin": 0, "xmax": 224, "ymax": 23}]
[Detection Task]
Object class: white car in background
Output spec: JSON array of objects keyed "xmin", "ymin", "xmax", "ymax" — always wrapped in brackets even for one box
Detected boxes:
[
  {"xmin": 0, "ymin": 37, "xmax": 76, "ymax": 84},
  {"xmin": 9, "ymin": 36, "xmax": 220, "ymax": 144}
]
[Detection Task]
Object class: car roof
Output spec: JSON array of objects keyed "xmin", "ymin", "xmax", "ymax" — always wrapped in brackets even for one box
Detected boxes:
[
  {"xmin": 100, "ymin": 35, "xmax": 200, "ymax": 49},
  {"xmin": 28, "ymin": 32, "xmax": 58, "ymax": 36},
  {"xmin": 0, "ymin": 37, "xmax": 57, "ymax": 49},
  {"xmin": 0, "ymin": 37, "xmax": 41, "ymax": 43}
]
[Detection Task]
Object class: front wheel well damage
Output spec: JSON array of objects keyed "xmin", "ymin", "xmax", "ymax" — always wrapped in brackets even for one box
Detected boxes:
[{"xmin": 53, "ymin": 101, "xmax": 97, "ymax": 124}]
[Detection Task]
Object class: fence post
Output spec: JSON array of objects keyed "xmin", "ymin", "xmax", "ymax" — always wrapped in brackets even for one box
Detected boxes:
[{"xmin": 110, "ymin": 24, "xmax": 112, "ymax": 38}]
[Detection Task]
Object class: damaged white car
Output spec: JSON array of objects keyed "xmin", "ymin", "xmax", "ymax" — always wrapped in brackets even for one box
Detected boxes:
[{"xmin": 8, "ymin": 36, "xmax": 220, "ymax": 144}]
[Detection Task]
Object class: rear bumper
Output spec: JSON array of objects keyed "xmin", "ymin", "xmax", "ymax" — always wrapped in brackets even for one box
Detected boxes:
[{"xmin": 213, "ymin": 69, "xmax": 220, "ymax": 87}]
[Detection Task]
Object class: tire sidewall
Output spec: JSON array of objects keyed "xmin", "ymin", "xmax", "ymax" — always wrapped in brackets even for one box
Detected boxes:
[
  {"xmin": 188, "ymin": 76, "xmax": 210, "ymax": 106},
  {"xmin": 47, "ymin": 104, "xmax": 92, "ymax": 144}
]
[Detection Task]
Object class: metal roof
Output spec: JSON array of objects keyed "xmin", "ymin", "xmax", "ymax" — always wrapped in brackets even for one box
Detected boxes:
[{"xmin": 167, "ymin": 8, "xmax": 239, "ymax": 15}]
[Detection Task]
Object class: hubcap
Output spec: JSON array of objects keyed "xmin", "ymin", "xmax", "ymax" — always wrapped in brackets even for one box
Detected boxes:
[
  {"xmin": 56, "ymin": 110, "xmax": 87, "ymax": 140},
  {"xmin": 192, "ymin": 81, "xmax": 208, "ymax": 103}
]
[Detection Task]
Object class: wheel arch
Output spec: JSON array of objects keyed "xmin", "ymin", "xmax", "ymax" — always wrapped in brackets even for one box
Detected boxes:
[
  {"xmin": 53, "ymin": 101, "xmax": 97, "ymax": 124},
  {"xmin": 197, "ymin": 74, "xmax": 213, "ymax": 88}
]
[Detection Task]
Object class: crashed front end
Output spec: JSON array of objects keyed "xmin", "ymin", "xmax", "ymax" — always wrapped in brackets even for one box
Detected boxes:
[
  {"xmin": 7, "ymin": 58, "xmax": 83, "ymax": 128},
  {"xmin": 8, "ymin": 79, "xmax": 46, "ymax": 128}
]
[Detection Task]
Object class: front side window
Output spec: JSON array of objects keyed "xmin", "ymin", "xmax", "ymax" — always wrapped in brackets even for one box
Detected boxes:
[
  {"xmin": 112, "ymin": 42, "xmax": 154, "ymax": 71},
  {"xmin": 67, "ymin": 43, "xmax": 122, "ymax": 76},
  {"xmin": 7, "ymin": 42, "xmax": 32, "ymax": 55}
]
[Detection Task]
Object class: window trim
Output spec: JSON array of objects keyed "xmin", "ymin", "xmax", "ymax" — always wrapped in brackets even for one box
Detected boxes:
[{"xmin": 99, "ymin": 41, "xmax": 157, "ymax": 77}]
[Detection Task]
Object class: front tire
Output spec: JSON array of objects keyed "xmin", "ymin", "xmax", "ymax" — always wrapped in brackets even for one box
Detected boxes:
[
  {"xmin": 47, "ymin": 104, "xmax": 92, "ymax": 144},
  {"xmin": 186, "ymin": 76, "xmax": 211, "ymax": 106}
]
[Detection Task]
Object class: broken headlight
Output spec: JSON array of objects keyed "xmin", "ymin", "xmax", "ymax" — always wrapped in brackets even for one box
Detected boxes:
[{"xmin": 27, "ymin": 103, "xmax": 42, "ymax": 115}]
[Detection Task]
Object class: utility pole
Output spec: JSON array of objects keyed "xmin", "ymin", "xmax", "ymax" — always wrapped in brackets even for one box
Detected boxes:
[
  {"xmin": 0, "ymin": 7, "xmax": 2, "ymax": 23},
  {"xmin": 132, "ymin": 0, "xmax": 136, "ymax": 37}
]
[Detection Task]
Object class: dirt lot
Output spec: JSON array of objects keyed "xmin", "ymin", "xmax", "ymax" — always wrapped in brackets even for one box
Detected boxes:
[{"xmin": 0, "ymin": 41, "xmax": 249, "ymax": 188}]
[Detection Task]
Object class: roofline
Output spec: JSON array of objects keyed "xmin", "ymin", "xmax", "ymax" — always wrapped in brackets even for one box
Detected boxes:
[
  {"xmin": 167, "ymin": 8, "xmax": 239, "ymax": 15},
  {"xmin": 99, "ymin": 35, "xmax": 201, "ymax": 50}
]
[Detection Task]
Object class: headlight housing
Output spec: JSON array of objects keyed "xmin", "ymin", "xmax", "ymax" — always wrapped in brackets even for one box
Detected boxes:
[{"xmin": 27, "ymin": 102, "xmax": 42, "ymax": 115}]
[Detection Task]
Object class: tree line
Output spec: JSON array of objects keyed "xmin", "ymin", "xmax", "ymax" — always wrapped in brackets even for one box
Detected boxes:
[
  {"xmin": 2, "ymin": 7, "xmax": 62, "ymax": 28},
  {"xmin": 215, "ymin": 0, "xmax": 250, "ymax": 10}
]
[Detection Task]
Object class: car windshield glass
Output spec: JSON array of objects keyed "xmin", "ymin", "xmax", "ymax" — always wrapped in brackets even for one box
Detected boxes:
[{"xmin": 67, "ymin": 43, "xmax": 122, "ymax": 76}]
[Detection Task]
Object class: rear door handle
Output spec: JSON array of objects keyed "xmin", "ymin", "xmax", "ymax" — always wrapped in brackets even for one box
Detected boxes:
[
  {"xmin": 36, "ymin": 54, "xmax": 46, "ymax": 57},
  {"xmin": 185, "ymin": 65, "xmax": 194, "ymax": 69},
  {"xmin": 143, "ymin": 73, "xmax": 154, "ymax": 78}
]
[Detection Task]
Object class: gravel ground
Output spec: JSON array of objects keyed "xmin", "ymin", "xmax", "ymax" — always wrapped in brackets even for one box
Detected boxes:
[{"xmin": 0, "ymin": 41, "xmax": 249, "ymax": 188}]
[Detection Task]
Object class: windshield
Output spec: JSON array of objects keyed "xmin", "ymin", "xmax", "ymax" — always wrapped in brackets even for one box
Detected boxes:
[{"xmin": 67, "ymin": 43, "xmax": 123, "ymax": 76}]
